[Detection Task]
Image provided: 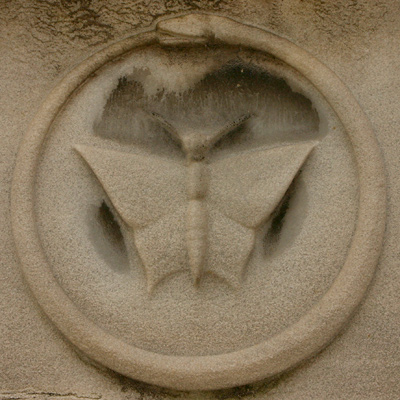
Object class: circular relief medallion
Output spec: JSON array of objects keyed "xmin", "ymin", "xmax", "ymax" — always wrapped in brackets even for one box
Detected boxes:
[{"xmin": 11, "ymin": 14, "xmax": 386, "ymax": 391}]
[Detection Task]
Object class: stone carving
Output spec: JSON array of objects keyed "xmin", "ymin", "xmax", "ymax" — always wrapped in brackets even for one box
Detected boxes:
[
  {"xmin": 11, "ymin": 14, "xmax": 386, "ymax": 391},
  {"xmin": 76, "ymin": 113, "xmax": 315, "ymax": 291}
]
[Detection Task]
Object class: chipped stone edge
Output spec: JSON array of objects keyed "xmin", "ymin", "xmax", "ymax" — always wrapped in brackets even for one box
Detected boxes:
[
  {"xmin": 0, "ymin": 390, "xmax": 101, "ymax": 400},
  {"xmin": 10, "ymin": 13, "xmax": 386, "ymax": 391}
]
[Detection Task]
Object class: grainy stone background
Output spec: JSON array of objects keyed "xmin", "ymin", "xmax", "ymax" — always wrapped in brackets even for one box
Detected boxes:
[{"xmin": 1, "ymin": 1, "xmax": 400, "ymax": 399}]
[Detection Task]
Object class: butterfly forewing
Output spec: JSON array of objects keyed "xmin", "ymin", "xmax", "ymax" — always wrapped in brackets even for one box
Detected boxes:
[
  {"xmin": 75, "ymin": 145, "xmax": 186, "ymax": 228},
  {"xmin": 207, "ymin": 142, "xmax": 316, "ymax": 229}
]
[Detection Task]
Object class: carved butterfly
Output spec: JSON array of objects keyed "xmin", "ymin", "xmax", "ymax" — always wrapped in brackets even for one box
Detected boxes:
[{"xmin": 76, "ymin": 113, "xmax": 315, "ymax": 291}]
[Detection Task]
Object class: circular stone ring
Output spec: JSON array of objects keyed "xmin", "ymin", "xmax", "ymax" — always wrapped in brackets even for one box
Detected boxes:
[{"xmin": 11, "ymin": 14, "xmax": 386, "ymax": 391}]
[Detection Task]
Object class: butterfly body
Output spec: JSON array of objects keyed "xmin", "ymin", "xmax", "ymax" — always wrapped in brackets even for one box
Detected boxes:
[{"xmin": 186, "ymin": 159, "xmax": 209, "ymax": 284}]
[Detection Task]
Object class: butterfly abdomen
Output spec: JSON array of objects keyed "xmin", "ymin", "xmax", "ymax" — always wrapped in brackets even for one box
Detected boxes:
[{"xmin": 186, "ymin": 161, "xmax": 208, "ymax": 284}]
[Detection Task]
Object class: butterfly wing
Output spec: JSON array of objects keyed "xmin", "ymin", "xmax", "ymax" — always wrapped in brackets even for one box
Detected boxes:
[
  {"xmin": 75, "ymin": 145, "xmax": 186, "ymax": 228},
  {"xmin": 75, "ymin": 145, "xmax": 187, "ymax": 290},
  {"xmin": 206, "ymin": 209, "xmax": 255, "ymax": 288},
  {"xmin": 207, "ymin": 142, "xmax": 315, "ymax": 283},
  {"xmin": 133, "ymin": 205, "xmax": 188, "ymax": 291}
]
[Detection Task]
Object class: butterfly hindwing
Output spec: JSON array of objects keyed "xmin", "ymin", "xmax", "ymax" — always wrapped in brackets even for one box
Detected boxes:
[
  {"xmin": 206, "ymin": 209, "xmax": 255, "ymax": 288},
  {"xmin": 134, "ymin": 206, "xmax": 188, "ymax": 292}
]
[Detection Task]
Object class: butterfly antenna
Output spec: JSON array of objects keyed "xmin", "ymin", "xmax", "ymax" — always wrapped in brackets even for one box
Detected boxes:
[
  {"xmin": 209, "ymin": 113, "xmax": 253, "ymax": 148},
  {"xmin": 143, "ymin": 110, "xmax": 184, "ymax": 148}
]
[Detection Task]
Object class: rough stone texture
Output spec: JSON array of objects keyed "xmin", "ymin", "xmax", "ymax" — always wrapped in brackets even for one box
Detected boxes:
[{"xmin": 1, "ymin": 0, "xmax": 400, "ymax": 399}]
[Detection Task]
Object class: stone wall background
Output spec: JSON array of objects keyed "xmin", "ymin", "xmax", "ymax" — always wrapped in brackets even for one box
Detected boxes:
[{"xmin": 1, "ymin": 1, "xmax": 399, "ymax": 399}]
